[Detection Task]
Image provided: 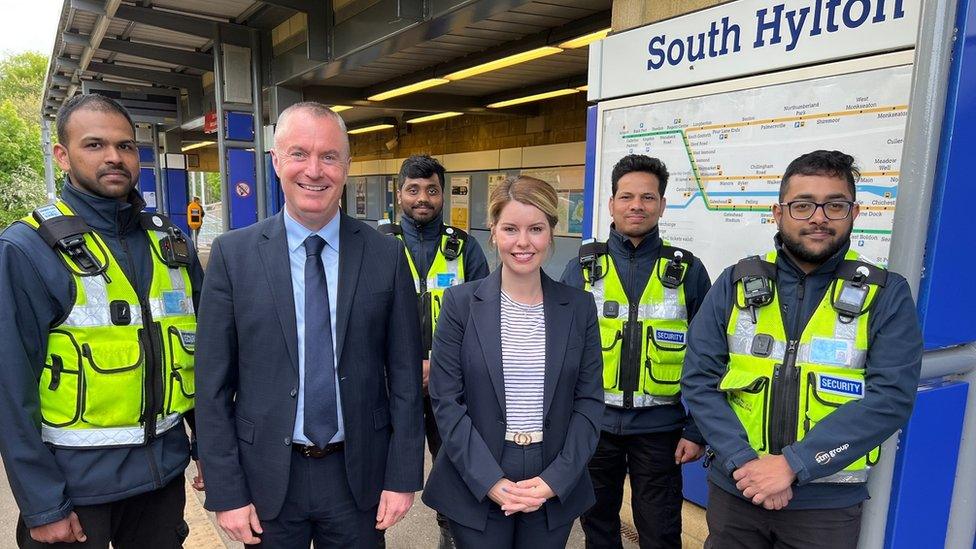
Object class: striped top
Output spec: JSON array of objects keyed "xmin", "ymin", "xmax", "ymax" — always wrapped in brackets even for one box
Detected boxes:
[{"xmin": 500, "ymin": 290, "xmax": 546, "ymax": 432}]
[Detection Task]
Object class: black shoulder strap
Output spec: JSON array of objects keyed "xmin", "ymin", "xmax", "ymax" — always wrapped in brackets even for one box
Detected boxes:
[
  {"xmin": 377, "ymin": 222, "xmax": 402, "ymax": 236},
  {"xmin": 579, "ymin": 240, "xmax": 608, "ymax": 265},
  {"xmin": 138, "ymin": 212, "xmax": 183, "ymax": 235},
  {"xmin": 660, "ymin": 245, "xmax": 694, "ymax": 266},
  {"xmin": 34, "ymin": 215, "xmax": 92, "ymax": 250},
  {"xmin": 835, "ymin": 260, "xmax": 888, "ymax": 287},
  {"xmin": 443, "ymin": 225, "xmax": 468, "ymax": 241},
  {"xmin": 732, "ymin": 255, "xmax": 777, "ymax": 283}
]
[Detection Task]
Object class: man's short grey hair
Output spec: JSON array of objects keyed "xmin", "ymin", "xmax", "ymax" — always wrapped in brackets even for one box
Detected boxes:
[{"xmin": 274, "ymin": 102, "xmax": 349, "ymax": 154}]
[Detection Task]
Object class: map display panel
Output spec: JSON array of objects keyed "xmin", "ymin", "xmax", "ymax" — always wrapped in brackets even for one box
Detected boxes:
[{"xmin": 596, "ymin": 63, "xmax": 912, "ymax": 277}]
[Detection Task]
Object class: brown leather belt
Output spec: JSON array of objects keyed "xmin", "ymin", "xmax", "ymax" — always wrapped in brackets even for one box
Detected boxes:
[{"xmin": 293, "ymin": 442, "xmax": 344, "ymax": 458}]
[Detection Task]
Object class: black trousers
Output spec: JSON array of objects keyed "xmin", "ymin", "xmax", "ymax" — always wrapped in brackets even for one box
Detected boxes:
[
  {"xmin": 16, "ymin": 474, "xmax": 187, "ymax": 549},
  {"xmin": 449, "ymin": 442, "xmax": 573, "ymax": 549},
  {"xmin": 580, "ymin": 430, "xmax": 683, "ymax": 549},
  {"xmin": 704, "ymin": 481, "xmax": 863, "ymax": 549},
  {"xmin": 257, "ymin": 448, "xmax": 380, "ymax": 549},
  {"xmin": 424, "ymin": 395, "xmax": 452, "ymax": 530}
]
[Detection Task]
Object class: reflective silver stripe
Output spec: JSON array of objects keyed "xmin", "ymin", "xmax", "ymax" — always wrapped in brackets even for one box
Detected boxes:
[
  {"xmin": 163, "ymin": 267, "xmax": 196, "ymax": 316},
  {"xmin": 836, "ymin": 313, "xmax": 867, "ymax": 368},
  {"xmin": 41, "ymin": 413, "xmax": 182, "ymax": 448},
  {"xmin": 604, "ymin": 391, "xmax": 679, "ymax": 408},
  {"xmin": 65, "ymin": 276, "xmax": 109, "ymax": 327},
  {"xmin": 591, "ymin": 279, "xmax": 685, "ymax": 322},
  {"xmin": 638, "ymin": 300, "xmax": 686, "ymax": 320},
  {"xmin": 425, "ymin": 257, "xmax": 461, "ymax": 290},
  {"xmin": 727, "ymin": 309, "xmax": 786, "ymax": 360},
  {"xmin": 811, "ymin": 467, "xmax": 869, "ymax": 484},
  {"xmin": 795, "ymin": 315, "xmax": 868, "ymax": 369}
]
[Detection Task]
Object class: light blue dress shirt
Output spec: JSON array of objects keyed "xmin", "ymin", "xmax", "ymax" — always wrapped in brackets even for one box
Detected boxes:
[{"xmin": 283, "ymin": 208, "xmax": 345, "ymax": 445}]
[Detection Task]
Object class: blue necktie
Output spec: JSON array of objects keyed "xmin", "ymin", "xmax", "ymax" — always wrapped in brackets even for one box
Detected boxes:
[{"xmin": 303, "ymin": 235, "xmax": 338, "ymax": 447}]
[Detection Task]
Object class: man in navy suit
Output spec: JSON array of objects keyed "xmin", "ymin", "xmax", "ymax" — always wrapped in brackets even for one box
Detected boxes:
[{"xmin": 195, "ymin": 102, "xmax": 425, "ymax": 547}]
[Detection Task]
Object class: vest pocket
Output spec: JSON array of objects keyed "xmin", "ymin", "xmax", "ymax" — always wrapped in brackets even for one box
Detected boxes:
[
  {"xmin": 40, "ymin": 331, "xmax": 84, "ymax": 427},
  {"xmin": 643, "ymin": 320, "xmax": 687, "ymax": 393},
  {"xmin": 719, "ymin": 366, "xmax": 771, "ymax": 453},
  {"xmin": 165, "ymin": 323, "xmax": 196, "ymax": 414},
  {"xmin": 599, "ymin": 325, "xmax": 622, "ymax": 389},
  {"xmin": 801, "ymin": 366, "xmax": 878, "ymax": 475},
  {"xmin": 80, "ymin": 337, "xmax": 144, "ymax": 427}
]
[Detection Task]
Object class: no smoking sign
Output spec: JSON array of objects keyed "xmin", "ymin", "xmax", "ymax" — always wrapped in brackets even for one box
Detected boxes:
[{"xmin": 235, "ymin": 181, "xmax": 252, "ymax": 198}]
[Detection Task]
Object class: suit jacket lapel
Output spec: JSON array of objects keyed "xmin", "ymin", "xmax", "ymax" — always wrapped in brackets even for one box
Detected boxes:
[
  {"xmin": 543, "ymin": 273, "xmax": 572, "ymax": 418},
  {"xmin": 334, "ymin": 213, "xmax": 363, "ymax": 364},
  {"xmin": 472, "ymin": 269, "xmax": 506, "ymax": 418},
  {"xmin": 258, "ymin": 212, "xmax": 299, "ymax": 374}
]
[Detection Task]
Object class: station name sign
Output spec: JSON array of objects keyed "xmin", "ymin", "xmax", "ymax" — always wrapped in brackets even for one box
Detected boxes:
[{"xmin": 589, "ymin": 0, "xmax": 920, "ymax": 100}]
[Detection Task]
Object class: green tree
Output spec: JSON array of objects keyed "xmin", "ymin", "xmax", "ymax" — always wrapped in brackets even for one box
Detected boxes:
[
  {"xmin": 0, "ymin": 51, "xmax": 48, "ymax": 122},
  {"xmin": 0, "ymin": 51, "xmax": 49, "ymax": 228},
  {"xmin": 0, "ymin": 164, "xmax": 47, "ymax": 227}
]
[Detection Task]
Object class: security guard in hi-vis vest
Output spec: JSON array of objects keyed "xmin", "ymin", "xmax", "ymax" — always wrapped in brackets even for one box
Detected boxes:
[
  {"xmin": 0, "ymin": 95, "xmax": 204, "ymax": 548},
  {"xmin": 560, "ymin": 155, "xmax": 711, "ymax": 549},
  {"xmin": 377, "ymin": 155, "xmax": 488, "ymax": 549},
  {"xmin": 683, "ymin": 151, "xmax": 922, "ymax": 549}
]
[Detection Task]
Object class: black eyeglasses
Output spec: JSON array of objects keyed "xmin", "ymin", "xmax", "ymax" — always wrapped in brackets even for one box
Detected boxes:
[{"xmin": 780, "ymin": 200, "xmax": 855, "ymax": 220}]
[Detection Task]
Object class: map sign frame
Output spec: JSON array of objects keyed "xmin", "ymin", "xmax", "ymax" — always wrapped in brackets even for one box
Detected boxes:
[{"xmin": 592, "ymin": 50, "xmax": 914, "ymax": 278}]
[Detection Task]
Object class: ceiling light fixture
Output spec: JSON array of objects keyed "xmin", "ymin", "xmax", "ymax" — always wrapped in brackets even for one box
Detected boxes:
[
  {"xmin": 330, "ymin": 105, "xmax": 353, "ymax": 113},
  {"xmin": 558, "ymin": 28, "xmax": 611, "ymax": 49},
  {"xmin": 347, "ymin": 123, "xmax": 396, "ymax": 135},
  {"xmin": 487, "ymin": 88, "xmax": 580, "ymax": 109},
  {"xmin": 367, "ymin": 78, "xmax": 449, "ymax": 101},
  {"xmin": 406, "ymin": 112, "xmax": 463, "ymax": 124},
  {"xmin": 181, "ymin": 141, "xmax": 215, "ymax": 152},
  {"xmin": 443, "ymin": 46, "xmax": 563, "ymax": 81}
]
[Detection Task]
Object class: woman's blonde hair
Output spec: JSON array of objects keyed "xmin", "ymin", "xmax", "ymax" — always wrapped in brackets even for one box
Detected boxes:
[{"xmin": 487, "ymin": 175, "xmax": 559, "ymax": 229}]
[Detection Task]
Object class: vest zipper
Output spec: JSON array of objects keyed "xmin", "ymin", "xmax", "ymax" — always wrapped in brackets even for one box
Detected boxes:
[
  {"xmin": 623, "ymin": 251, "xmax": 638, "ymax": 408},
  {"xmin": 769, "ymin": 274, "xmax": 806, "ymax": 454},
  {"xmin": 417, "ymin": 229, "xmax": 427, "ymax": 293},
  {"xmin": 118, "ymin": 229, "xmax": 162, "ymax": 444},
  {"xmin": 770, "ymin": 340, "xmax": 799, "ymax": 453}
]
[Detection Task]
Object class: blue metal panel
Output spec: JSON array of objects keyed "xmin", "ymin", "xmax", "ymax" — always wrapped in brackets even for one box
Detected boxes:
[
  {"xmin": 138, "ymin": 168, "xmax": 157, "ymax": 213},
  {"xmin": 265, "ymin": 152, "xmax": 283, "ymax": 215},
  {"xmin": 918, "ymin": 0, "xmax": 976, "ymax": 349},
  {"xmin": 682, "ymin": 461, "xmax": 709, "ymax": 507},
  {"xmin": 583, "ymin": 105, "xmax": 598, "ymax": 240},
  {"xmin": 225, "ymin": 112, "xmax": 255, "ymax": 141},
  {"xmin": 138, "ymin": 145, "xmax": 155, "ymax": 164},
  {"xmin": 885, "ymin": 380, "xmax": 969, "ymax": 548},
  {"xmin": 228, "ymin": 148, "xmax": 257, "ymax": 229},
  {"xmin": 164, "ymin": 168, "xmax": 189, "ymax": 234}
]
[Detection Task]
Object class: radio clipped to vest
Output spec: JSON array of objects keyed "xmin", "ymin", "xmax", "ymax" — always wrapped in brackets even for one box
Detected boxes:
[
  {"xmin": 32, "ymin": 204, "xmax": 110, "ymax": 281},
  {"xmin": 442, "ymin": 227, "xmax": 461, "ymax": 260},
  {"xmin": 139, "ymin": 213, "xmax": 191, "ymax": 268},
  {"xmin": 579, "ymin": 238, "xmax": 609, "ymax": 284},
  {"xmin": 732, "ymin": 256, "xmax": 777, "ymax": 323},
  {"xmin": 831, "ymin": 260, "xmax": 888, "ymax": 323},
  {"xmin": 657, "ymin": 246, "xmax": 693, "ymax": 289}
]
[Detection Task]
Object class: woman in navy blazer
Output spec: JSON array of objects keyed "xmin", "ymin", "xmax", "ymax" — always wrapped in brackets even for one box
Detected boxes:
[{"xmin": 422, "ymin": 176, "xmax": 604, "ymax": 548}]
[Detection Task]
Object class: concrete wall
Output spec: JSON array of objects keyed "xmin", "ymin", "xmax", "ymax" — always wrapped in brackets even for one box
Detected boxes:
[
  {"xmin": 349, "ymin": 93, "xmax": 588, "ymax": 161},
  {"xmin": 612, "ymin": 0, "xmax": 730, "ymax": 31}
]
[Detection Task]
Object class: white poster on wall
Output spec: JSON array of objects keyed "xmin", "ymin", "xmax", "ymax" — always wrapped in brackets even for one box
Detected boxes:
[{"xmin": 450, "ymin": 176, "xmax": 470, "ymax": 231}]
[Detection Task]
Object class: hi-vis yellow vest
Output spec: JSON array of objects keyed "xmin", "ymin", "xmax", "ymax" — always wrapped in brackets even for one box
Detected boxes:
[
  {"xmin": 583, "ymin": 243, "xmax": 691, "ymax": 408},
  {"xmin": 22, "ymin": 201, "xmax": 195, "ymax": 448},
  {"xmin": 379, "ymin": 222, "xmax": 466, "ymax": 354},
  {"xmin": 720, "ymin": 250, "xmax": 884, "ymax": 483}
]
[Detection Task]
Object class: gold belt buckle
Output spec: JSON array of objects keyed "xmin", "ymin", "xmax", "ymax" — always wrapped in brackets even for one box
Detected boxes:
[{"xmin": 513, "ymin": 432, "xmax": 532, "ymax": 446}]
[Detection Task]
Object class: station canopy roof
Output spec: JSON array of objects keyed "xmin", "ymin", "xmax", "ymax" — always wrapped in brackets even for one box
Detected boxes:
[{"xmin": 42, "ymin": 0, "xmax": 610, "ymax": 129}]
